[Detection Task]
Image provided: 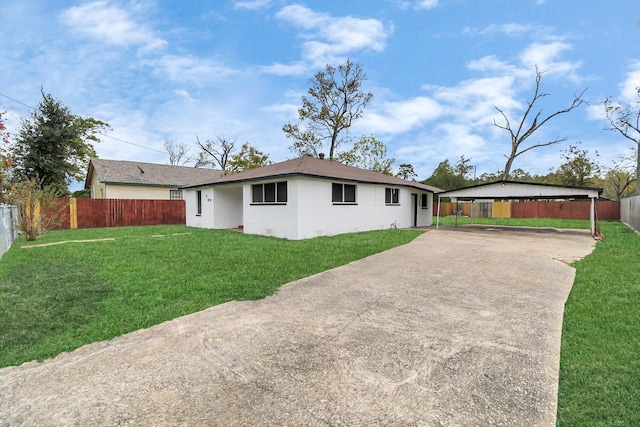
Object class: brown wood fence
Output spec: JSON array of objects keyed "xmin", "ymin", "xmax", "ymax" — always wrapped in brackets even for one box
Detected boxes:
[
  {"xmin": 436, "ymin": 200, "xmax": 620, "ymax": 221},
  {"xmin": 511, "ymin": 200, "xmax": 620, "ymax": 221},
  {"xmin": 56, "ymin": 199, "xmax": 185, "ymax": 229}
]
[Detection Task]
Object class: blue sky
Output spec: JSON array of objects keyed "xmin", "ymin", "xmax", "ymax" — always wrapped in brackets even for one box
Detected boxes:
[{"xmin": 1, "ymin": 0, "xmax": 639, "ymax": 185}]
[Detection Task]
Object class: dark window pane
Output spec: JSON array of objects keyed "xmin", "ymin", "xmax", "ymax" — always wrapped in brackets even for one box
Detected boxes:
[
  {"xmin": 344, "ymin": 184, "xmax": 356, "ymax": 203},
  {"xmin": 264, "ymin": 182, "xmax": 276, "ymax": 202},
  {"xmin": 196, "ymin": 190, "xmax": 202, "ymax": 215},
  {"xmin": 277, "ymin": 181, "xmax": 287, "ymax": 203},
  {"xmin": 252, "ymin": 184, "xmax": 263, "ymax": 203},
  {"xmin": 332, "ymin": 183, "xmax": 343, "ymax": 203},
  {"xmin": 385, "ymin": 188, "xmax": 392, "ymax": 204},
  {"xmin": 421, "ymin": 194, "xmax": 428, "ymax": 208}
]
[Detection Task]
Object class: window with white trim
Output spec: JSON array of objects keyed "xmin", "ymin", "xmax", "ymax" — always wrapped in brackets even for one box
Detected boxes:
[
  {"xmin": 170, "ymin": 189, "xmax": 183, "ymax": 200},
  {"xmin": 196, "ymin": 190, "xmax": 202, "ymax": 215},
  {"xmin": 332, "ymin": 183, "xmax": 356, "ymax": 204},
  {"xmin": 196, "ymin": 190, "xmax": 202, "ymax": 216},
  {"xmin": 385, "ymin": 188, "xmax": 399, "ymax": 205},
  {"xmin": 252, "ymin": 181, "xmax": 287, "ymax": 204}
]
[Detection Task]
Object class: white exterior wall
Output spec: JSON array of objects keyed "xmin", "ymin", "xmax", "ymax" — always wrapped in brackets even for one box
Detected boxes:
[
  {"xmin": 242, "ymin": 179, "xmax": 300, "ymax": 239},
  {"xmin": 416, "ymin": 192, "xmax": 434, "ymax": 227},
  {"xmin": 295, "ymin": 179, "xmax": 432, "ymax": 239},
  {"xmin": 184, "ymin": 187, "xmax": 214, "ymax": 228},
  {"xmin": 444, "ymin": 182, "xmax": 600, "ymax": 200},
  {"xmin": 185, "ymin": 178, "xmax": 434, "ymax": 239}
]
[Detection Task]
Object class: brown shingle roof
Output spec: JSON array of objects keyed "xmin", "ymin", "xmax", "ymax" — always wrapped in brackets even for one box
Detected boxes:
[
  {"xmin": 183, "ymin": 156, "xmax": 442, "ymax": 193},
  {"xmin": 85, "ymin": 159, "xmax": 221, "ymax": 189}
]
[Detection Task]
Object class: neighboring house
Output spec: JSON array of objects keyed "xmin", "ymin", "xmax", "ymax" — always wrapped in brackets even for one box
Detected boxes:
[
  {"xmin": 182, "ymin": 155, "xmax": 441, "ymax": 240},
  {"xmin": 85, "ymin": 159, "xmax": 222, "ymax": 200}
]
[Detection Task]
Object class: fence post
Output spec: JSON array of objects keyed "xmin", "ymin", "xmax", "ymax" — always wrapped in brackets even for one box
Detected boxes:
[{"xmin": 69, "ymin": 198, "xmax": 78, "ymax": 229}]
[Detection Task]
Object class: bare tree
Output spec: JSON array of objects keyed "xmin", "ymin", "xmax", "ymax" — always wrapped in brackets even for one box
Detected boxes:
[
  {"xmin": 604, "ymin": 87, "xmax": 640, "ymax": 195},
  {"xmin": 163, "ymin": 139, "xmax": 193, "ymax": 166},
  {"xmin": 493, "ymin": 67, "xmax": 587, "ymax": 180},
  {"xmin": 283, "ymin": 58, "xmax": 373, "ymax": 160},
  {"xmin": 195, "ymin": 134, "xmax": 236, "ymax": 171}
]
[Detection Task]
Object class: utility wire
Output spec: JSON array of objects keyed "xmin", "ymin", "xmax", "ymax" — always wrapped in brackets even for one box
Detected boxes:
[{"xmin": 0, "ymin": 91, "xmax": 166, "ymax": 154}]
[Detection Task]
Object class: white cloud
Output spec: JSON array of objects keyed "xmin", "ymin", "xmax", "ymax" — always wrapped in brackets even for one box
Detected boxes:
[
  {"xmin": 59, "ymin": 1, "xmax": 166, "ymax": 52},
  {"xmin": 432, "ymin": 75, "xmax": 519, "ymax": 125},
  {"xmin": 233, "ymin": 0, "xmax": 273, "ymax": 10},
  {"xmin": 519, "ymin": 40, "xmax": 583, "ymax": 82},
  {"xmin": 273, "ymin": 5, "xmax": 391, "ymax": 70},
  {"xmin": 260, "ymin": 61, "xmax": 310, "ymax": 76},
  {"xmin": 358, "ymin": 97, "xmax": 442, "ymax": 134},
  {"xmin": 415, "ymin": 0, "xmax": 438, "ymax": 9},
  {"xmin": 620, "ymin": 61, "xmax": 640, "ymax": 102},
  {"xmin": 149, "ymin": 55, "xmax": 238, "ymax": 85}
]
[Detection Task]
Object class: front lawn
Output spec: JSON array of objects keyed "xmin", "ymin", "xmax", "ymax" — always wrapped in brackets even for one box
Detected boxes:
[
  {"xmin": 557, "ymin": 221, "xmax": 640, "ymax": 426},
  {"xmin": 0, "ymin": 225, "xmax": 423, "ymax": 368}
]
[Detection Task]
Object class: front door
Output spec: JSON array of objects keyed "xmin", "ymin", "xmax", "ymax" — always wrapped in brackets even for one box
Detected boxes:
[{"xmin": 411, "ymin": 194, "xmax": 418, "ymax": 227}]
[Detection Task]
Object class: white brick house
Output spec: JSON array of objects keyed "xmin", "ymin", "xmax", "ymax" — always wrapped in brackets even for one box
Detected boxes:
[{"xmin": 182, "ymin": 156, "xmax": 440, "ymax": 240}]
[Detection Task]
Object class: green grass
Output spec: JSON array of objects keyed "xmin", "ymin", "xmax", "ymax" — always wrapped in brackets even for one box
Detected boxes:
[
  {"xmin": 0, "ymin": 225, "xmax": 423, "ymax": 368},
  {"xmin": 557, "ymin": 221, "xmax": 640, "ymax": 426},
  {"xmin": 2, "ymin": 219, "xmax": 638, "ymax": 425}
]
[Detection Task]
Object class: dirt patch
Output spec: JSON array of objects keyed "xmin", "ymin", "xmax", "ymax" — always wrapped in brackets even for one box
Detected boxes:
[{"xmin": 0, "ymin": 228, "xmax": 595, "ymax": 426}]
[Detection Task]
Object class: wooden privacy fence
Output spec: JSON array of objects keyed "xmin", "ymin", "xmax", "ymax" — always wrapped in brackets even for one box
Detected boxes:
[
  {"xmin": 55, "ymin": 199, "xmax": 186, "ymax": 229},
  {"xmin": 436, "ymin": 200, "xmax": 620, "ymax": 221}
]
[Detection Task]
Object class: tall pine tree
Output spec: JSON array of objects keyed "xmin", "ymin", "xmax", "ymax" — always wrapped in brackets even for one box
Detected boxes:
[{"xmin": 12, "ymin": 90, "xmax": 108, "ymax": 195}]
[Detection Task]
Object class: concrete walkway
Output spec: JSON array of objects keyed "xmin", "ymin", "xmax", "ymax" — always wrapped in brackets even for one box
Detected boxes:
[{"xmin": 0, "ymin": 227, "xmax": 595, "ymax": 426}]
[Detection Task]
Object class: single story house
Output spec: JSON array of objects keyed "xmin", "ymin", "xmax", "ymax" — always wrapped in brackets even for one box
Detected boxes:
[
  {"xmin": 85, "ymin": 159, "xmax": 221, "ymax": 200},
  {"xmin": 182, "ymin": 155, "xmax": 441, "ymax": 240},
  {"xmin": 437, "ymin": 180, "xmax": 603, "ymax": 234}
]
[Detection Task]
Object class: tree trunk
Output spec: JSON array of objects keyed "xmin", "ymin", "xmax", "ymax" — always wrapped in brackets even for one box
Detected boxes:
[{"xmin": 636, "ymin": 144, "xmax": 640, "ymax": 196}]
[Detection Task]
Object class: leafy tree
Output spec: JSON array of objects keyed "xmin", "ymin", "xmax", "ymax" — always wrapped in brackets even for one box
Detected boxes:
[
  {"xmin": 0, "ymin": 111, "xmax": 12, "ymax": 203},
  {"xmin": 493, "ymin": 66, "xmax": 587, "ymax": 180},
  {"xmin": 283, "ymin": 59, "xmax": 373, "ymax": 160},
  {"xmin": 604, "ymin": 87, "xmax": 640, "ymax": 194},
  {"xmin": 337, "ymin": 135, "xmax": 394, "ymax": 175},
  {"xmin": 195, "ymin": 134, "xmax": 236, "ymax": 171},
  {"xmin": 164, "ymin": 139, "xmax": 193, "ymax": 166},
  {"xmin": 601, "ymin": 148, "xmax": 637, "ymax": 200},
  {"xmin": 396, "ymin": 163, "xmax": 417, "ymax": 181},
  {"xmin": 548, "ymin": 143, "xmax": 601, "ymax": 187},
  {"xmin": 226, "ymin": 143, "xmax": 271, "ymax": 174},
  {"xmin": 6, "ymin": 176, "xmax": 68, "ymax": 241},
  {"xmin": 509, "ymin": 168, "xmax": 535, "ymax": 182},
  {"xmin": 12, "ymin": 90, "xmax": 108, "ymax": 196},
  {"xmin": 423, "ymin": 156, "xmax": 473, "ymax": 190}
]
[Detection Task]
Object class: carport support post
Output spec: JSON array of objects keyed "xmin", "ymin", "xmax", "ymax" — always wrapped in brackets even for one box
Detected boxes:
[
  {"xmin": 590, "ymin": 197, "xmax": 596, "ymax": 236},
  {"xmin": 436, "ymin": 196, "xmax": 441, "ymax": 229}
]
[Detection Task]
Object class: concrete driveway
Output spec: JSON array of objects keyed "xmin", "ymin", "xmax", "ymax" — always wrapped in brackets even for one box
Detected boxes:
[{"xmin": 0, "ymin": 227, "xmax": 595, "ymax": 426}]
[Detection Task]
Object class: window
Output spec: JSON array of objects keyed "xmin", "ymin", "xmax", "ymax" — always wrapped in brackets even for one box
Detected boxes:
[
  {"xmin": 252, "ymin": 181, "xmax": 287, "ymax": 204},
  {"xmin": 332, "ymin": 183, "xmax": 356, "ymax": 204},
  {"xmin": 421, "ymin": 193, "xmax": 429, "ymax": 209},
  {"xmin": 170, "ymin": 189, "xmax": 183, "ymax": 200},
  {"xmin": 385, "ymin": 188, "xmax": 399, "ymax": 204},
  {"xmin": 196, "ymin": 190, "xmax": 202, "ymax": 215}
]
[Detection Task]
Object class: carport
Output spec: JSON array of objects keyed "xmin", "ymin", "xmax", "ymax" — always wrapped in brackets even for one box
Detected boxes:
[{"xmin": 436, "ymin": 180, "xmax": 602, "ymax": 235}]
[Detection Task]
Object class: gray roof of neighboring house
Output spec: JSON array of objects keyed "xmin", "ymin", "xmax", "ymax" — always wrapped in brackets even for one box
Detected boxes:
[
  {"xmin": 182, "ymin": 156, "xmax": 442, "ymax": 193},
  {"xmin": 85, "ymin": 159, "xmax": 222, "ymax": 189}
]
